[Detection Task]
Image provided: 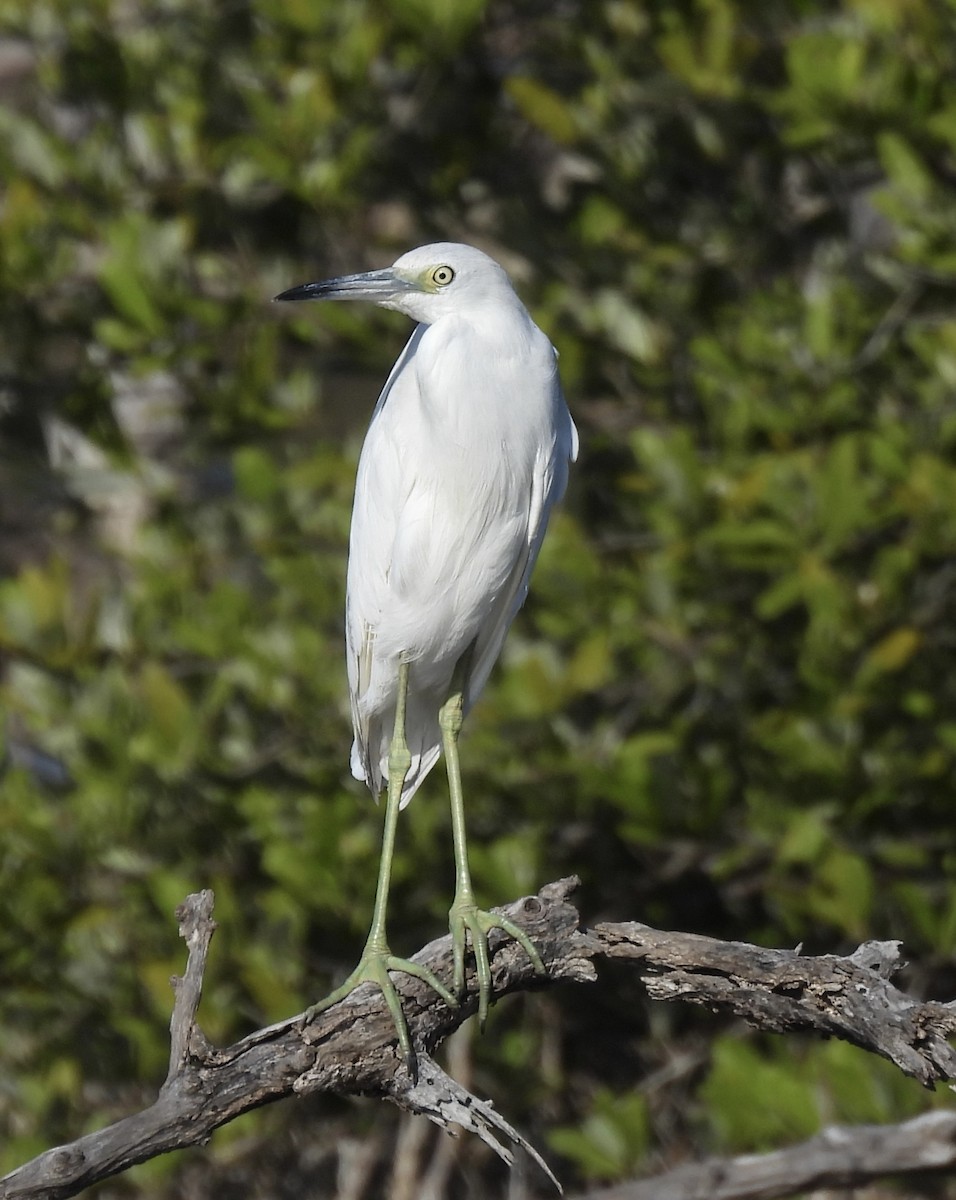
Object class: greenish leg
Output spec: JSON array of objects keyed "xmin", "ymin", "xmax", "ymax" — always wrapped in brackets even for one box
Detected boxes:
[
  {"xmin": 305, "ymin": 658, "xmax": 457, "ymax": 1075},
  {"xmin": 440, "ymin": 652, "xmax": 546, "ymax": 1030}
]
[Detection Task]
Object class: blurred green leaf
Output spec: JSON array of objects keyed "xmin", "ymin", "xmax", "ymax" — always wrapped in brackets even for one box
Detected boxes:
[
  {"xmin": 702, "ymin": 1040, "xmax": 819, "ymax": 1150},
  {"xmin": 549, "ymin": 1088, "xmax": 649, "ymax": 1181},
  {"xmin": 506, "ymin": 77, "xmax": 578, "ymax": 144}
]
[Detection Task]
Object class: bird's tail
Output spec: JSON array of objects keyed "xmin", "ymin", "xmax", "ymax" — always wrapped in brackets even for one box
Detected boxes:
[{"xmin": 350, "ymin": 720, "xmax": 443, "ymax": 809}]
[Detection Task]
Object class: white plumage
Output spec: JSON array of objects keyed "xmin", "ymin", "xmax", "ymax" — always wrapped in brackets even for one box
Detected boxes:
[{"xmin": 344, "ymin": 243, "xmax": 578, "ymax": 804}]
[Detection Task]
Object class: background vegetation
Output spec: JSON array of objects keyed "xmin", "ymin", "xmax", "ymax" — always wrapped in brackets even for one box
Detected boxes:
[{"xmin": 2, "ymin": 0, "xmax": 955, "ymax": 1195}]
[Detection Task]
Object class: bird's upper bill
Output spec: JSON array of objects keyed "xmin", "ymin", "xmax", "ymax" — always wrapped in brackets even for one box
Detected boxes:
[{"xmin": 274, "ymin": 269, "xmax": 421, "ymax": 305}]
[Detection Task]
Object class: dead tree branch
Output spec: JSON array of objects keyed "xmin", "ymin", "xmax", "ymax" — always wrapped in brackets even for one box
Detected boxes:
[
  {"xmin": 597, "ymin": 921, "xmax": 956, "ymax": 1086},
  {"xmin": 2, "ymin": 877, "xmax": 955, "ymax": 1200},
  {"xmin": 570, "ymin": 1110, "xmax": 956, "ymax": 1200}
]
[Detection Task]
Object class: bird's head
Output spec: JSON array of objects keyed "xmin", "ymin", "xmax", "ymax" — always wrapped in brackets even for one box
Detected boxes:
[{"xmin": 275, "ymin": 242, "xmax": 523, "ymax": 324}]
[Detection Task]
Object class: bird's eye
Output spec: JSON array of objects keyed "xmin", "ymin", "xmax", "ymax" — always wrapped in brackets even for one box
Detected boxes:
[{"xmin": 430, "ymin": 265, "xmax": 455, "ymax": 287}]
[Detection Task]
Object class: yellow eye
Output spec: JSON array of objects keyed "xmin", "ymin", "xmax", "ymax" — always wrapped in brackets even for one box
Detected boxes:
[{"xmin": 430, "ymin": 265, "xmax": 455, "ymax": 287}]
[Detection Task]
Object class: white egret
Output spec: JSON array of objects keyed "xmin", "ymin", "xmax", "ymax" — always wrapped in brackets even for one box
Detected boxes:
[{"xmin": 276, "ymin": 242, "xmax": 577, "ymax": 1071}]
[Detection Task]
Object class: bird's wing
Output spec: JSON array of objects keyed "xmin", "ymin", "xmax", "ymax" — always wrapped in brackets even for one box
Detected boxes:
[
  {"xmin": 367, "ymin": 321, "xmax": 427, "ymax": 425},
  {"xmin": 346, "ymin": 324, "xmax": 427, "ymax": 794},
  {"xmin": 463, "ymin": 379, "xmax": 578, "ymax": 713}
]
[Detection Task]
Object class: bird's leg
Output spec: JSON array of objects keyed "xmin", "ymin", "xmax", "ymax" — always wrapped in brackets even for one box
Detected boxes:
[
  {"xmin": 441, "ymin": 650, "xmax": 546, "ymax": 1029},
  {"xmin": 304, "ymin": 658, "xmax": 457, "ymax": 1075}
]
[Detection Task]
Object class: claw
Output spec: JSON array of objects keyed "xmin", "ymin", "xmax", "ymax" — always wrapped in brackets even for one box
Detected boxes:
[
  {"xmin": 305, "ymin": 947, "xmax": 458, "ymax": 1077},
  {"xmin": 449, "ymin": 901, "xmax": 547, "ymax": 1027}
]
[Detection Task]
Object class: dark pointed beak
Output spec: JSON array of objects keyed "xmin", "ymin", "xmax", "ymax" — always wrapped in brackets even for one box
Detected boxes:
[{"xmin": 274, "ymin": 269, "xmax": 421, "ymax": 304}]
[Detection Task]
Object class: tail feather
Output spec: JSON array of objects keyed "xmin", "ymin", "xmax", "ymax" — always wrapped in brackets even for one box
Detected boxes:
[{"xmin": 350, "ymin": 724, "xmax": 444, "ymax": 810}]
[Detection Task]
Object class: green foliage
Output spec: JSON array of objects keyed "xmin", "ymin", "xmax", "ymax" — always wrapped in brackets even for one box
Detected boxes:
[
  {"xmin": 2, "ymin": 0, "xmax": 956, "ymax": 1193},
  {"xmin": 549, "ymin": 1087, "xmax": 650, "ymax": 1181},
  {"xmin": 701, "ymin": 1035, "xmax": 940, "ymax": 1152}
]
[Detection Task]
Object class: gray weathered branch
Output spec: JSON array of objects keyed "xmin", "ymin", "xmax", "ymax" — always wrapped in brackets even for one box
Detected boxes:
[
  {"xmin": 2, "ymin": 877, "xmax": 955, "ymax": 1200},
  {"xmin": 569, "ymin": 1110, "xmax": 956, "ymax": 1200},
  {"xmin": 597, "ymin": 920, "xmax": 956, "ymax": 1086}
]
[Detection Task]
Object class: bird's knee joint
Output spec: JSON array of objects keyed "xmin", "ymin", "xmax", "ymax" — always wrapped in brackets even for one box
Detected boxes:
[
  {"xmin": 388, "ymin": 741, "xmax": 412, "ymax": 776},
  {"xmin": 439, "ymin": 697, "xmax": 464, "ymax": 738}
]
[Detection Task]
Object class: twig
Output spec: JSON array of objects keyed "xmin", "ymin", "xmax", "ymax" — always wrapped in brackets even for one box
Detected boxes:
[
  {"xmin": 166, "ymin": 890, "xmax": 216, "ymax": 1082},
  {"xmin": 395, "ymin": 1050, "xmax": 562, "ymax": 1192}
]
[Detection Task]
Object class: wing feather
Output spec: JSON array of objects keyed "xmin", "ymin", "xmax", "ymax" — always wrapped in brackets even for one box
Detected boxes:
[{"xmin": 463, "ymin": 379, "xmax": 577, "ymax": 714}]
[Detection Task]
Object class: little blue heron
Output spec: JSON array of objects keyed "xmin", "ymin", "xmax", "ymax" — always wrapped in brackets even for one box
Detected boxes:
[{"xmin": 276, "ymin": 242, "xmax": 577, "ymax": 1070}]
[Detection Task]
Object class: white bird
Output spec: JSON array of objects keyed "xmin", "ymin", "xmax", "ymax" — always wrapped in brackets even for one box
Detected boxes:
[{"xmin": 276, "ymin": 242, "xmax": 577, "ymax": 1071}]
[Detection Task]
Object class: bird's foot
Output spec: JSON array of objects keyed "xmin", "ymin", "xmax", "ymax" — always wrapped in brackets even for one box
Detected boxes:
[
  {"xmin": 449, "ymin": 898, "xmax": 547, "ymax": 1029},
  {"xmin": 303, "ymin": 943, "xmax": 458, "ymax": 1077}
]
